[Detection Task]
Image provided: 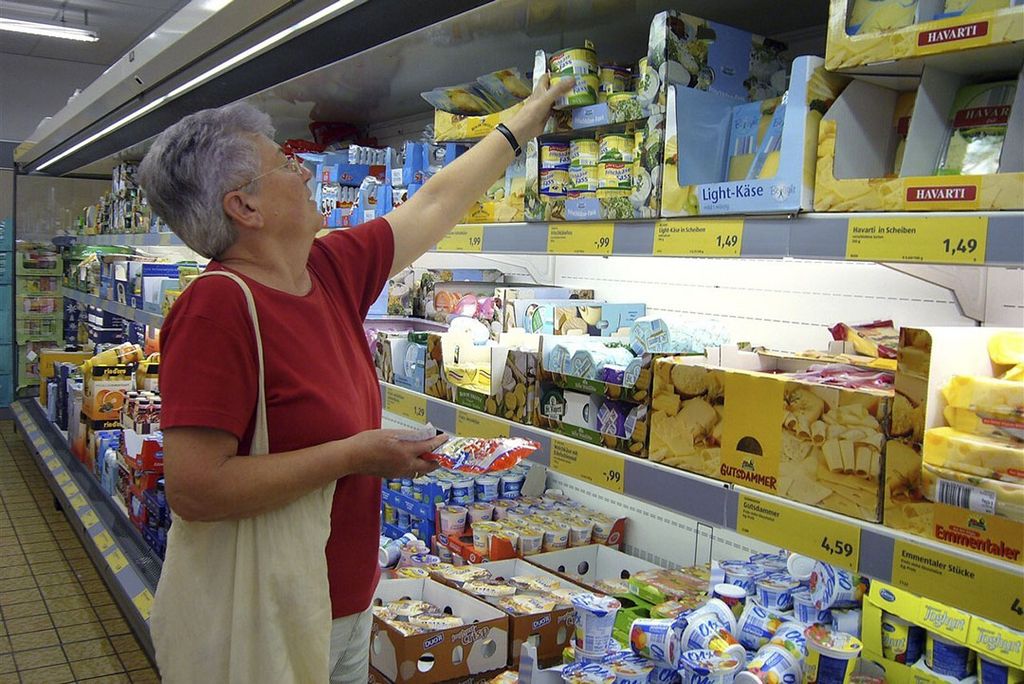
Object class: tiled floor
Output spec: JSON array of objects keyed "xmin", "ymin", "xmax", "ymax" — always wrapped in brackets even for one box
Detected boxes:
[{"xmin": 0, "ymin": 420, "xmax": 161, "ymax": 683}]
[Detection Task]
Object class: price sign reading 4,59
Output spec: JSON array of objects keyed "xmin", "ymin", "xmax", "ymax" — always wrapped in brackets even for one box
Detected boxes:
[
  {"xmin": 821, "ymin": 537, "xmax": 856, "ymax": 559},
  {"xmin": 846, "ymin": 216, "xmax": 987, "ymax": 265}
]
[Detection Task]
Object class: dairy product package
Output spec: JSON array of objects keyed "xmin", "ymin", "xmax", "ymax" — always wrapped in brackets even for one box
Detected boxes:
[
  {"xmin": 921, "ymin": 462, "xmax": 1024, "ymax": 521},
  {"xmin": 846, "ymin": 0, "xmax": 919, "ymax": 35},
  {"xmin": 944, "ymin": 406, "xmax": 1024, "ymax": 445},
  {"xmin": 629, "ymin": 316, "xmax": 730, "ymax": 355},
  {"xmin": 937, "ymin": 80, "xmax": 1017, "ymax": 176},
  {"xmin": 727, "ymin": 101, "xmax": 765, "ymax": 181},
  {"xmin": 944, "ymin": 0, "xmax": 1024, "ymax": 17},
  {"xmin": 943, "ymin": 375, "xmax": 1024, "ymax": 415},
  {"xmin": 891, "ymin": 91, "xmax": 916, "ymax": 176},
  {"xmin": 746, "ymin": 97, "xmax": 787, "ymax": 180},
  {"xmin": 923, "ymin": 427, "xmax": 1024, "ymax": 481}
]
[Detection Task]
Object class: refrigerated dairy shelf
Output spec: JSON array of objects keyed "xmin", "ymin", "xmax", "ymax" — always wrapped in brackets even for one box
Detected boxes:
[
  {"xmin": 62, "ymin": 288, "xmax": 165, "ymax": 328},
  {"xmin": 72, "ymin": 212, "xmax": 1024, "ymax": 266},
  {"xmin": 379, "ymin": 381, "xmax": 1024, "ymax": 631},
  {"xmin": 11, "ymin": 399, "xmax": 159, "ymax": 661}
]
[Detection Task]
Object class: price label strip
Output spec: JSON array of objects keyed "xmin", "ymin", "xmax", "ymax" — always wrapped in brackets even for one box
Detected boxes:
[
  {"xmin": 549, "ymin": 438, "xmax": 625, "ymax": 494},
  {"xmin": 737, "ymin": 493, "xmax": 861, "ymax": 572},
  {"xmin": 80, "ymin": 510, "xmax": 99, "ymax": 529},
  {"xmin": 93, "ymin": 530, "xmax": 114, "ymax": 553},
  {"xmin": 105, "ymin": 549, "xmax": 129, "ymax": 574},
  {"xmin": 70, "ymin": 494, "xmax": 87, "ymax": 510},
  {"xmin": 845, "ymin": 216, "xmax": 987, "ymax": 264},
  {"xmin": 653, "ymin": 219, "xmax": 744, "ymax": 257},
  {"xmin": 133, "ymin": 589, "xmax": 155, "ymax": 621},
  {"xmin": 61, "ymin": 481, "xmax": 79, "ymax": 498},
  {"xmin": 436, "ymin": 225, "xmax": 484, "ymax": 253},
  {"xmin": 56, "ymin": 471, "xmax": 70, "ymax": 485},
  {"xmin": 455, "ymin": 409, "xmax": 510, "ymax": 439},
  {"xmin": 891, "ymin": 540, "xmax": 1023, "ymax": 631},
  {"xmin": 383, "ymin": 385, "xmax": 427, "ymax": 424},
  {"xmin": 547, "ymin": 223, "xmax": 614, "ymax": 255}
]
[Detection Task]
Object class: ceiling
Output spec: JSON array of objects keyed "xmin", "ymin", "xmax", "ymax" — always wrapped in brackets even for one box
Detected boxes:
[{"xmin": 0, "ymin": 0, "xmax": 191, "ymax": 66}]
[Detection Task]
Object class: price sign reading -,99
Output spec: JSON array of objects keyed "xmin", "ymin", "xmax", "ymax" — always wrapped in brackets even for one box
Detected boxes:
[
  {"xmin": 550, "ymin": 438, "xmax": 625, "ymax": 494},
  {"xmin": 547, "ymin": 223, "xmax": 615, "ymax": 255}
]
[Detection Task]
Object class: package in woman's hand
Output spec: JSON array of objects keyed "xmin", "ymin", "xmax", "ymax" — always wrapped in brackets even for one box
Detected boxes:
[{"xmin": 426, "ymin": 436, "xmax": 541, "ymax": 474}]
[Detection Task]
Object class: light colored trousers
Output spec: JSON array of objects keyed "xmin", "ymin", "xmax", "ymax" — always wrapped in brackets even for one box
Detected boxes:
[{"xmin": 329, "ymin": 607, "xmax": 374, "ymax": 684}]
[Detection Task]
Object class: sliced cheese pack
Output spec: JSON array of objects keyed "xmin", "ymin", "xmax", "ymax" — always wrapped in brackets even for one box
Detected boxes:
[
  {"xmin": 924, "ymin": 427, "xmax": 1024, "ymax": 481},
  {"xmin": 943, "ymin": 375, "xmax": 1024, "ymax": 415},
  {"xmin": 944, "ymin": 406, "xmax": 1024, "ymax": 445},
  {"xmin": 922, "ymin": 462, "xmax": 1024, "ymax": 522}
]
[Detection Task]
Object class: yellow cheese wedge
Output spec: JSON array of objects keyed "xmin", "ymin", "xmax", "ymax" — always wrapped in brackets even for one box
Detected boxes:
[
  {"xmin": 988, "ymin": 331, "xmax": 1024, "ymax": 366},
  {"xmin": 924, "ymin": 427, "xmax": 1024, "ymax": 481},
  {"xmin": 944, "ymin": 406, "xmax": 1024, "ymax": 445},
  {"xmin": 943, "ymin": 375, "xmax": 1024, "ymax": 415},
  {"xmin": 922, "ymin": 462, "xmax": 1024, "ymax": 522}
]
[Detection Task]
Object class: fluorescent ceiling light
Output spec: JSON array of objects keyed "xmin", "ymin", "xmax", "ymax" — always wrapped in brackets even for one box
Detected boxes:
[
  {"xmin": 0, "ymin": 17, "xmax": 98, "ymax": 42},
  {"xmin": 37, "ymin": 0, "xmax": 357, "ymax": 171}
]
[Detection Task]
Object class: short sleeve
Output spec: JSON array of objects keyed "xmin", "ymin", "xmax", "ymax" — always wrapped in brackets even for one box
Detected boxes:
[
  {"xmin": 159, "ymin": 279, "xmax": 259, "ymax": 442},
  {"xmin": 313, "ymin": 217, "xmax": 395, "ymax": 317}
]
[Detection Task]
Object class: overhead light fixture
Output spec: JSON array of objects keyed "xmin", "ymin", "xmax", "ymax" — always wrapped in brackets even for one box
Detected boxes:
[
  {"xmin": 36, "ymin": 0, "xmax": 359, "ymax": 171},
  {"xmin": 0, "ymin": 17, "xmax": 99, "ymax": 42}
]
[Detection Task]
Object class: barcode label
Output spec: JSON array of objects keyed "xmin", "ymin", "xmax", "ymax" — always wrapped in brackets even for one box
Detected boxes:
[{"xmin": 937, "ymin": 478, "xmax": 997, "ymax": 515}]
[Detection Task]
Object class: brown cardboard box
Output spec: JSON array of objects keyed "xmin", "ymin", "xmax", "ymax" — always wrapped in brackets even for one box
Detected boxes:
[
  {"xmin": 649, "ymin": 346, "xmax": 890, "ymax": 522},
  {"xmin": 82, "ymin": 364, "xmax": 134, "ymax": 422},
  {"xmin": 371, "ymin": 579, "xmax": 508, "ymax": 684}
]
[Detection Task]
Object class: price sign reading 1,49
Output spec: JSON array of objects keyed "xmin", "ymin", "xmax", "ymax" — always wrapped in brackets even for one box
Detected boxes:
[
  {"xmin": 846, "ymin": 216, "xmax": 987, "ymax": 265},
  {"xmin": 653, "ymin": 219, "xmax": 744, "ymax": 257}
]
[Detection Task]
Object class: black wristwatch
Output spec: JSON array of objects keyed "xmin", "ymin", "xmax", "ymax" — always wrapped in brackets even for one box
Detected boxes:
[{"xmin": 495, "ymin": 123, "xmax": 522, "ymax": 156}]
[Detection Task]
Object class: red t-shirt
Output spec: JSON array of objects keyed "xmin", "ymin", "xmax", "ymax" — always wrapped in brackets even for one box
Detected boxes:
[{"xmin": 159, "ymin": 218, "xmax": 394, "ymax": 618}]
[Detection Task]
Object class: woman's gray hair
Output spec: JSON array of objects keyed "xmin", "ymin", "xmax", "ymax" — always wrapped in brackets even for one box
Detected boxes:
[{"xmin": 138, "ymin": 102, "xmax": 274, "ymax": 259}]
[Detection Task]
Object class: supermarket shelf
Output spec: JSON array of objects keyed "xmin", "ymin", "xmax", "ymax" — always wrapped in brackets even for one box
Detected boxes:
[
  {"xmin": 380, "ymin": 382, "xmax": 1024, "ymax": 629},
  {"xmin": 62, "ymin": 288, "xmax": 164, "ymax": 328},
  {"xmin": 11, "ymin": 399, "xmax": 159, "ymax": 661},
  {"xmin": 74, "ymin": 213, "xmax": 1024, "ymax": 266}
]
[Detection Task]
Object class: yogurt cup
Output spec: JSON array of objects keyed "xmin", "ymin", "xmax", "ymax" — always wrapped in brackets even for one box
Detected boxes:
[
  {"xmin": 475, "ymin": 476, "xmax": 500, "ymax": 502},
  {"xmin": 768, "ymin": 622, "xmax": 809, "ymax": 659},
  {"xmin": 499, "ymin": 471, "xmax": 525, "ymax": 499},
  {"xmin": 563, "ymin": 662, "xmax": 617, "ymax": 684},
  {"xmin": 808, "ymin": 563, "xmax": 864, "ymax": 610},
  {"xmin": 830, "ymin": 610, "xmax": 861, "ymax": 639},
  {"xmin": 570, "ymin": 519, "xmax": 595, "ymax": 547},
  {"xmin": 468, "ymin": 502, "xmax": 495, "ymax": 525},
  {"xmin": 573, "ymin": 593, "xmax": 622, "ymax": 655},
  {"xmin": 602, "ymin": 651, "xmax": 658, "ymax": 684},
  {"xmin": 756, "ymin": 575, "xmax": 801, "ymax": 611},
  {"xmin": 439, "ymin": 505, "xmax": 467, "ymax": 536},
  {"xmin": 628, "ymin": 618, "xmax": 683, "ymax": 668},
  {"xmin": 880, "ymin": 612, "xmax": 924, "ymax": 664},
  {"xmin": 692, "ymin": 599, "xmax": 739, "ymax": 635},
  {"xmin": 592, "ymin": 516, "xmax": 616, "ymax": 544},
  {"xmin": 492, "ymin": 528, "xmax": 519, "ymax": 553},
  {"xmin": 519, "ymin": 526, "xmax": 545, "ymax": 556},
  {"xmin": 472, "ymin": 521, "xmax": 500, "ymax": 553},
  {"xmin": 734, "ymin": 645, "xmax": 802, "ymax": 684},
  {"xmin": 541, "ymin": 143, "xmax": 571, "ymax": 169},
  {"xmin": 787, "ymin": 554, "xmax": 816, "ymax": 582},
  {"xmin": 713, "ymin": 584, "xmax": 748, "ymax": 622},
  {"xmin": 792, "ymin": 590, "xmax": 831, "ymax": 625},
  {"xmin": 979, "ymin": 654, "xmax": 1024, "ymax": 684},
  {"xmin": 492, "ymin": 499, "xmax": 518, "ymax": 520},
  {"xmin": 737, "ymin": 601, "xmax": 787, "ymax": 651},
  {"xmin": 678, "ymin": 649, "xmax": 743, "ymax": 684},
  {"xmin": 571, "ymin": 139, "xmax": 600, "ymax": 167},
  {"xmin": 451, "ymin": 478, "xmax": 475, "ymax": 505},
  {"xmin": 926, "ymin": 632, "xmax": 976, "ymax": 680},
  {"xmin": 804, "ymin": 626, "xmax": 862, "ymax": 684},
  {"xmin": 724, "ymin": 565, "xmax": 762, "ymax": 594},
  {"xmin": 681, "ymin": 612, "xmax": 745, "ymax": 665}
]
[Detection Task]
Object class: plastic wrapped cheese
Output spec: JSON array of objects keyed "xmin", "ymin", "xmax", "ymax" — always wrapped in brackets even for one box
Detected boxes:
[
  {"xmin": 924, "ymin": 427, "xmax": 1024, "ymax": 482},
  {"xmin": 943, "ymin": 406, "xmax": 1024, "ymax": 445},
  {"xmin": 922, "ymin": 462, "xmax": 1024, "ymax": 522},
  {"xmin": 942, "ymin": 375, "xmax": 1024, "ymax": 415}
]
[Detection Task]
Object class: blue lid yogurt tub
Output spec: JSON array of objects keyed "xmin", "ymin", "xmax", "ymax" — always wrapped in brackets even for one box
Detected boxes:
[
  {"xmin": 808, "ymin": 562, "xmax": 865, "ymax": 610},
  {"xmin": 572, "ymin": 593, "xmax": 622, "ymax": 655},
  {"xmin": 628, "ymin": 617, "xmax": 684, "ymax": 668},
  {"xmin": 979, "ymin": 654, "xmax": 1024, "ymax": 684},
  {"xmin": 756, "ymin": 575, "xmax": 801, "ymax": 611},
  {"xmin": 926, "ymin": 632, "xmax": 977, "ymax": 680},
  {"xmin": 725, "ymin": 564, "xmax": 763, "ymax": 594},
  {"xmin": 769, "ymin": 621, "xmax": 809, "ymax": 660},
  {"xmin": 880, "ymin": 612, "xmax": 924, "ymax": 665},
  {"xmin": 737, "ymin": 601, "xmax": 787, "ymax": 651},
  {"xmin": 562, "ymin": 662, "xmax": 617, "ymax": 684},
  {"xmin": 692, "ymin": 598, "xmax": 740, "ymax": 634},
  {"xmin": 601, "ymin": 651, "xmax": 658, "ymax": 684},
  {"xmin": 804, "ymin": 625, "xmax": 862, "ymax": 684},
  {"xmin": 792, "ymin": 590, "xmax": 831, "ymax": 625},
  {"xmin": 733, "ymin": 645, "xmax": 802, "ymax": 684},
  {"xmin": 678, "ymin": 649, "xmax": 743, "ymax": 684}
]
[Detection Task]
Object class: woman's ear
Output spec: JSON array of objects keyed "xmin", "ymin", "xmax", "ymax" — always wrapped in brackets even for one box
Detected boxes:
[{"xmin": 223, "ymin": 190, "xmax": 263, "ymax": 230}]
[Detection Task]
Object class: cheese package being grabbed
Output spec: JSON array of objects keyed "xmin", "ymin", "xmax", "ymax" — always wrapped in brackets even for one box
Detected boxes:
[
  {"xmin": 427, "ymin": 436, "xmax": 541, "ymax": 474},
  {"xmin": 923, "ymin": 426, "xmax": 1024, "ymax": 481}
]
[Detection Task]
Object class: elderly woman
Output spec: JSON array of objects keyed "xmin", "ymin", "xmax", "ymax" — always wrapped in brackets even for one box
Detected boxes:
[{"xmin": 136, "ymin": 75, "xmax": 571, "ymax": 683}]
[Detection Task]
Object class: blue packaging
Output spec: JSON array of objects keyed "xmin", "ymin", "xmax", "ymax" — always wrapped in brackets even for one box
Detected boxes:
[
  {"xmin": 979, "ymin": 654, "xmax": 1024, "ymax": 684},
  {"xmin": 926, "ymin": 632, "xmax": 977, "ymax": 680}
]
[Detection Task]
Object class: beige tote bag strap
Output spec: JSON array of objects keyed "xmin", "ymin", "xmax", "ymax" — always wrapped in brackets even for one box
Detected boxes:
[{"xmin": 192, "ymin": 271, "xmax": 269, "ymax": 456}]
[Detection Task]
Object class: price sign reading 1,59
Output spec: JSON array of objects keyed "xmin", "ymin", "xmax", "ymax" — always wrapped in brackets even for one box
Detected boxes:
[{"xmin": 821, "ymin": 537, "xmax": 856, "ymax": 558}]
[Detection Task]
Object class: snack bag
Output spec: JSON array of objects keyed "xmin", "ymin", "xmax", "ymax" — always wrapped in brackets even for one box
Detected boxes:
[{"xmin": 427, "ymin": 437, "xmax": 541, "ymax": 474}]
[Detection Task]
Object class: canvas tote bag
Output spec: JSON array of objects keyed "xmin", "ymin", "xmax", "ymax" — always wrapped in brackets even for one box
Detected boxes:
[{"xmin": 150, "ymin": 270, "xmax": 337, "ymax": 683}]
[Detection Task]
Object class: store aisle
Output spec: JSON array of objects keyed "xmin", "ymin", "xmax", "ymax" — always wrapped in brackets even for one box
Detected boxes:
[{"xmin": 0, "ymin": 421, "xmax": 160, "ymax": 683}]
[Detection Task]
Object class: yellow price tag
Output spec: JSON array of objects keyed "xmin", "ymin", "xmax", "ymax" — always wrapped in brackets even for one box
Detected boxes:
[
  {"xmin": 891, "ymin": 540, "xmax": 1024, "ymax": 631},
  {"xmin": 70, "ymin": 494, "xmax": 87, "ymax": 510},
  {"xmin": 133, "ymin": 589, "xmax": 154, "ymax": 620},
  {"xmin": 93, "ymin": 530, "xmax": 114, "ymax": 552},
  {"xmin": 547, "ymin": 223, "xmax": 614, "ymax": 255},
  {"xmin": 61, "ymin": 481, "xmax": 79, "ymax": 497},
  {"xmin": 737, "ymin": 494, "xmax": 861, "ymax": 572},
  {"xmin": 846, "ymin": 216, "xmax": 987, "ymax": 264},
  {"xmin": 106, "ymin": 549, "xmax": 129, "ymax": 574},
  {"xmin": 56, "ymin": 471, "xmax": 70, "ymax": 484},
  {"xmin": 45, "ymin": 459, "xmax": 58, "ymax": 471},
  {"xmin": 550, "ymin": 438, "xmax": 625, "ymax": 494},
  {"xmin": 456, "ymin": 409, "xmax": 510, "ymax": 439},
  {"xmin": 436, "ymin": 225, "xmax": 484, "ymax": 253},
  {"xmin": 81, "ymin": 510, "xmax": 99, "ymax": 529},
  {"xmin": 383, "ymin": 385, "xmax": 427, "ymax": 423},
  {"xmin": 653, "ymin": 219, "xmax": 743, "ymax": 257}
]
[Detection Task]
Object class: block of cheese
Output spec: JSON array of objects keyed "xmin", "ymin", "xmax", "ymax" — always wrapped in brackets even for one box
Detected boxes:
[
  {"xmin": 922, "ymin": 462, "xmax": 1024, "ymax": 522},
  {"xmin": 944, "ymin": 406, "xmax": 1024, "ymax": 445},
  {"xmin": 924, "ymin": 427, "xmax": 1024, "ymax": 481},
  {"xmin": 942, "ymin": 375, "xmax": 1024, "ymax": 415}
]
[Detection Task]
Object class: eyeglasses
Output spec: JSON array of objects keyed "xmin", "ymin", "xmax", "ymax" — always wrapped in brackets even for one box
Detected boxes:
[{"xmin": 229, "ymin": 155, "xmax": 304, "ymax": 193}]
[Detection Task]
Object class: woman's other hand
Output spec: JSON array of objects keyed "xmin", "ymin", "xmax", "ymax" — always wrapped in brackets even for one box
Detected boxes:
[
  {"xmin": 346, "ymin": 429, "xmax": 446, "ymax": 479},
  {"xmin": 506, "ymin": 73, "xmax": 576, "ymax": 144}
]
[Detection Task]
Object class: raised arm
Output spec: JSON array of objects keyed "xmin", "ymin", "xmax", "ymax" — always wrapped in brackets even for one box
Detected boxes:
[{"xmin": 386, "ymin": 75, "xmax": 574, "ymax": 276}]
